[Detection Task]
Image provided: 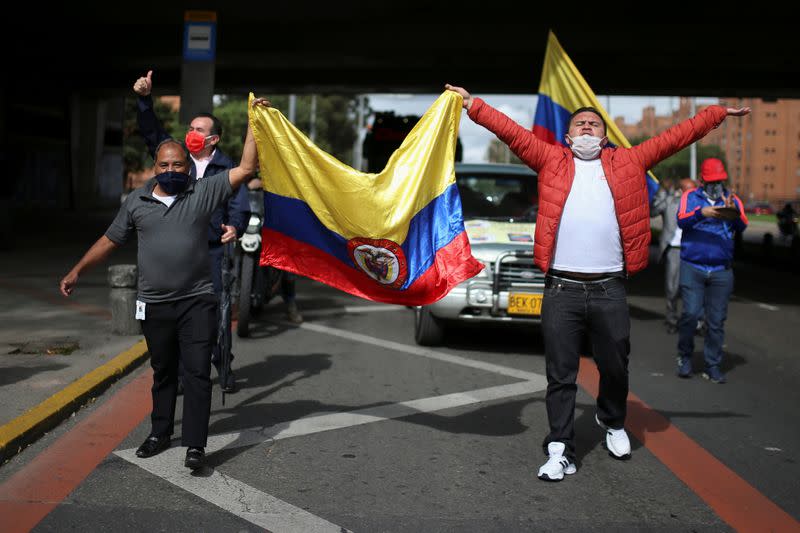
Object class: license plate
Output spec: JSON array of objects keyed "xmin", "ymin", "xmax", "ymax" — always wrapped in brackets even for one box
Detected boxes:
[{"xmin": 507, "ymin": 293, "xmax": 543, "ymax": 316}]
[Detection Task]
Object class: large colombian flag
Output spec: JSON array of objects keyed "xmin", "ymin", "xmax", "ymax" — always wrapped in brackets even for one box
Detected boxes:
[
  {"xmin": 248, "ymin": 91, "xmax": 484, "ymax": 306},
  {"xmin": 533, "ymin": 31, "xmax": 660, "ymax": 201}
]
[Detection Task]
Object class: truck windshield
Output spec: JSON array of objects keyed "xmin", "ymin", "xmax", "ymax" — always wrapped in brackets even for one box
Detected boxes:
[{"xmin": 456, "ymin": 173, "xmax": 539, "ymax": 221}]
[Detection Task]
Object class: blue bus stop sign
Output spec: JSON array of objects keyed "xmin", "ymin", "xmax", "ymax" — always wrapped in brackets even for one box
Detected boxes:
[{"xmin": 183, "ymin": 13, "xmax": 216, "ymax": 62}]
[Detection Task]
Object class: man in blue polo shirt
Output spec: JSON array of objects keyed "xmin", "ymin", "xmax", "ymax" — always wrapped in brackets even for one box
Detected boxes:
[{"xmin": 675, "ymin": 158, "xmax": 748, "ymax": 383}]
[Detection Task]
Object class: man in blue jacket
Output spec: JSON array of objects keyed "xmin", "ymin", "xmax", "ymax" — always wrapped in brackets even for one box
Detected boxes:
[
  {"xmin": 675, "ymin": 158, "xmax": 747, "ymax": 383},
  {"xmin": 134, "ymin": 71, "xmax": 248, "ymax": 392}
]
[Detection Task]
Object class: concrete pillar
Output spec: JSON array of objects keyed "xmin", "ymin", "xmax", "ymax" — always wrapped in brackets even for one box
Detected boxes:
[
  {"xmin": 180, "ymin": 62, "xmax": 215, "ymax": 124},
  {"xmin": 0, "ymin": 85, "xmax": 10, "ymax": 245},
  {"xmin": 70, "ymin": 95, "xmax": 103, "ymax": 209},
  {"xmin": 68, "ymin": 96, "xmax": 125, "ymax": 209},
  {"xmin": 109, "ymin": 265, "xmax": 141, "ymax": 335},
  {"xmin": 96, "ymin": 97, "xmax": 125, "ymax": 206}
]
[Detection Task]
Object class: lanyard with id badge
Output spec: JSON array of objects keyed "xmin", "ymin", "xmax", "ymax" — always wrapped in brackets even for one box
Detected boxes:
[{"xmin": 136, "ymin": 300, "xmax": 146, "ymax": 320}]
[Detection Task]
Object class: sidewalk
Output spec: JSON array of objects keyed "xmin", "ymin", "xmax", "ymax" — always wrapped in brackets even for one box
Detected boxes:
[{"xmin": 0, "ymin": 209, "xmax": 147, "ymax": 463}]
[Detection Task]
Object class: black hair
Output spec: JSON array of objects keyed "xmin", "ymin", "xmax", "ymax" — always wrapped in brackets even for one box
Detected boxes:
[
  {"xmin": 154, "ymin": 138, "xmax": 190, "ymax": 161},
  {"xmin": 567, "ymin": 107, "xmax": 607, "ymax": 135},
  {"xmin": 195, "ymin": 112, "xmax": 223, "ymax": 137}
]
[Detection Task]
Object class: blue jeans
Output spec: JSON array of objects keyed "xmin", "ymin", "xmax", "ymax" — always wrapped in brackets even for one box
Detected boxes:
[{"xmin": 677, "ymin": 262, "xmax": 733, "ymax": 370}]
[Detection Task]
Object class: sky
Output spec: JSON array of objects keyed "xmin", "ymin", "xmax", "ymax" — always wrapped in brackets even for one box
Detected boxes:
[{"xmin": 365, "ymin": 93, "xmax": 719, "ymax": 163}]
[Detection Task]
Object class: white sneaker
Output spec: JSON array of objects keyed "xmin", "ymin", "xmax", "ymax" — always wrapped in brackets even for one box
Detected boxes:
[
  {"xmin": 537, "ymin": 442, "xmax": 577, "ymax": 481},
  {"xmin": 596, "ymin": 414, "xmax": 631, "ymax": 459}
]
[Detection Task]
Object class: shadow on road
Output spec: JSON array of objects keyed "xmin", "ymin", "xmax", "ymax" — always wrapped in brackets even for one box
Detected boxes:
[{"xmin": 0, "ymin": 363, "xmax": 69, "ymax": 386}]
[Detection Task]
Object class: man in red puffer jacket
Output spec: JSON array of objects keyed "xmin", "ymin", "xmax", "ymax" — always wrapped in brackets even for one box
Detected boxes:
[{"xmin": 445, "ymin": 83, "xmax": 750, "ymax": 482}]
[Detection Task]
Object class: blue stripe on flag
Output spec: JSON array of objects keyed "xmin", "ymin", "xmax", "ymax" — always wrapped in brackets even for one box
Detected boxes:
[
  {"xmin": 400, "ymin": 183, "xmax": 465, "ymax": 289},
  {"xmin": 264, "ymin": 183, "xmax": 465, "ymax": 288},
  {"xmin": 532, "ymin": 94, "xmax": 572, "ymax": 145}
]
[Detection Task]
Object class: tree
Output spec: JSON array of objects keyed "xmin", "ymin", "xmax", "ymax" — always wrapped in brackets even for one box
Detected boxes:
[
  {"xmin": 123, "ymin": 93, "xmax": 364, "ymax": 182},
  {"xmin": 213, "ymin": 94, "xmax": 363, "ymax": 164},
  {"xmin": 212, "ymin": 95, "xmax": 249, "ymax": 162},
  {"xmin": 123, "ymin": 97, "xmax": 179, "ymax": 173},
  {"xmin": 629, "ymin": 136, "xmax": 726, "ymax": 180}
]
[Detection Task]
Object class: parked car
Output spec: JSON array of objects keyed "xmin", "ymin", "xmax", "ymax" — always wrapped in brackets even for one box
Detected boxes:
[
  {"xmin": 414, "ymin": 163, "xmax": 542, "ymax": 346},
  {"xmin": 744, "ymin": 201, "xmax": 774, "ymax": 215}
]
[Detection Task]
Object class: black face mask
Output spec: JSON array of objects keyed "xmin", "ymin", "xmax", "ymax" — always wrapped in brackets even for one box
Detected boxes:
[
  {"xmin": 155, "ymin": 171, "xmax": 192, "ymax": 195},
  {"xmin": 704, "ymin": 182, "xmax": 725, "ymax": 201}
]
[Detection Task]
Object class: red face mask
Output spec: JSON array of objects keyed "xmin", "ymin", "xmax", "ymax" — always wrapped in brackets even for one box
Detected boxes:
[{"xmin": 185, "ymin": 131, "xmax": 213, "ymax": 154}]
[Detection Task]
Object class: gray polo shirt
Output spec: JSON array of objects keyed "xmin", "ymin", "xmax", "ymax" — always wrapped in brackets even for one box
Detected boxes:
[{"xmin": 105, "ymin": 171, "xmax": 233, "ymax": 303}]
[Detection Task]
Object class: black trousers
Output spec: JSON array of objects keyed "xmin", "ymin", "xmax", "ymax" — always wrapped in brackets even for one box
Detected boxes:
[
  {"xmin": 140, "ymin": 293, "xmax": 217, "ymax": 447},
  {"xmin": 177, "ymin": 245, "xmax": 230, "ymax": 381},
  {"xmin": 540, "ymin": 276, "xmax": 630, "ymax": 461}
]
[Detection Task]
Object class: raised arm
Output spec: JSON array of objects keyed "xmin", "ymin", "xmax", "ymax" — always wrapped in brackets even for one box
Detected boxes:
[
  {"xmin": 60, "ymin": 236, "xmax": 119, "ymax": 296},
  {"xmin": 445, "ymin": 84, "xmax": 557, "ymax": 172},
  {"xmin": 229, "ymin": 97, "xmax": 271, "ymax": 190},
  {"xmin": 133, "ymin": 70, "xmax": 171, "ymax": 158},
  {"xmin": 631, "ymin": 105, "xmax": 750, "ymax": 170}
]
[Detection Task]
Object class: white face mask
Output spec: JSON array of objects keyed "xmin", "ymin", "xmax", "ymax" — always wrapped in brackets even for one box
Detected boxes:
[{"xmin": 567, "ymin": 134, "xmax": 605, "ymax": 160}]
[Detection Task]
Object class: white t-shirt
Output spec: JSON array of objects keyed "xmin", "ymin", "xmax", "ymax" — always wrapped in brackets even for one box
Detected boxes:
[
  {"xmin": 152, "ymin": 191, "xmax": 176, "ymax": 207},
  {"xmin": 551, "ymin": 158, "xmax": 624, "ymax": 273},
  {"xmin": 191, "ymin": 148, "xmax": 216, "ymax": 179}
]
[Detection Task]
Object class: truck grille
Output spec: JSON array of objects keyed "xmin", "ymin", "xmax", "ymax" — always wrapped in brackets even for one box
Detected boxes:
[{"xmin": 498, "ymin": 260, "xmax": 545, "ymax": 286}]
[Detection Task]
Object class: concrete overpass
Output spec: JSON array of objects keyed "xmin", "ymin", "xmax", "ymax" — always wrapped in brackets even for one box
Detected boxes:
[{"xmin": 3, "ymin": 6, "xmax": 799, "ymax": 216}]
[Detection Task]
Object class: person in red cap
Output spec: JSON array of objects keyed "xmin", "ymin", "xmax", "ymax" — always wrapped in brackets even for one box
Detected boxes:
[{"xmin": 675, "ymin": 157, "xmax": 748, "ymax": 383}]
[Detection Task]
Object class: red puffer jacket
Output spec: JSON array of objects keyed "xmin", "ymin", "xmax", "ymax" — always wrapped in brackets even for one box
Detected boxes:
[{"xmin": 467, "ymin": 99, "xmax": 728, "ymax": 275}]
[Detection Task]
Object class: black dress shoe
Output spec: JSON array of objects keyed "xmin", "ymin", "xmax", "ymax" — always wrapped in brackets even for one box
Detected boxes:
[
  {"xmin": 135, "ymin": 435, "xmax": 170, "ymax": 458},
  {"xmin": 185, "ymin": 447, "xmax": 205, "ymax": 470}
]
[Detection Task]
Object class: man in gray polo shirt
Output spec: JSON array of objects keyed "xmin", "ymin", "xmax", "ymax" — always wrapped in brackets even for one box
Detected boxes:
[{"xmin": 60, "ymin": 98, "xmax": 269, "ymax": 470}]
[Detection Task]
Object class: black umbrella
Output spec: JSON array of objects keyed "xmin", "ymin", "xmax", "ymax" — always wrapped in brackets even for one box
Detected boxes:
[{"xmin": 217, "ymin": 241, "xmax": 235, "ymax": 405}]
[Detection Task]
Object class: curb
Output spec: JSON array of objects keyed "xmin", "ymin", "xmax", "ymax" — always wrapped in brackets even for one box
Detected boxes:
[{"xmin": 0, "ymin": 339, "xmax": 149, "ymax": 464}]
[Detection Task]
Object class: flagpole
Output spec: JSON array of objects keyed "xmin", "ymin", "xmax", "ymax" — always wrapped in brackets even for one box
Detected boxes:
[
  {"xmin": 288, "ymin": 94, "xmax": 297, "ymax": 124},
  {"xmin": 352, "ymin": 95, "xmax": 366, "ymax": 171}
]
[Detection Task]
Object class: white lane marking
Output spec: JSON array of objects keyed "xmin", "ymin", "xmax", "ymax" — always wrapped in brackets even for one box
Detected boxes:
[
  {"xmin": 298, "ymin": 321, "xmax": 542, "ymax": 382},
  {"xmin": 119, "ymin": 381, "xmax": 545, "ymax": 457},
  {"xmin": 764, "ymin": 447, "xmax": 782, "ymax": 452},
  {"xmin": 116, "ymin": 380, "xmax": 545, "ymax": 531},
  {"xmin": 211, "ymin": 380, "xmax": 544, "ymax": 452},
  {"xmin": 115, "ymin": 448, "xmax": 350, "ymax": 533},
  {"xmin": 734, "ymin": 295, "xmax": 780, "ymax": 311}
]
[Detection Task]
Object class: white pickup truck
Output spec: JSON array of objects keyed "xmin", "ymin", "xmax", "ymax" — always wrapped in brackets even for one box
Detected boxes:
[{"xmin": 414, "ymin": 163, "xmax": 544, "ymax": 346}]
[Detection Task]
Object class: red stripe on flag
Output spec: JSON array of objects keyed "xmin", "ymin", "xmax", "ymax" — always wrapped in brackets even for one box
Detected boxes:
[
  {"xmin": 532, "ymin": 125, "xmax": 557, "ymax": 145},
  {"xmin": 260, "ymin": 229, "xmax": 483, "ymax": 306}
]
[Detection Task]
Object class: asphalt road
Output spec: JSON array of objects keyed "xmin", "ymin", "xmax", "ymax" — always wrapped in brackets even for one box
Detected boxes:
[{"xmin": 1, "ymin": 257, "xmax": 798, "ymax": 532}]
